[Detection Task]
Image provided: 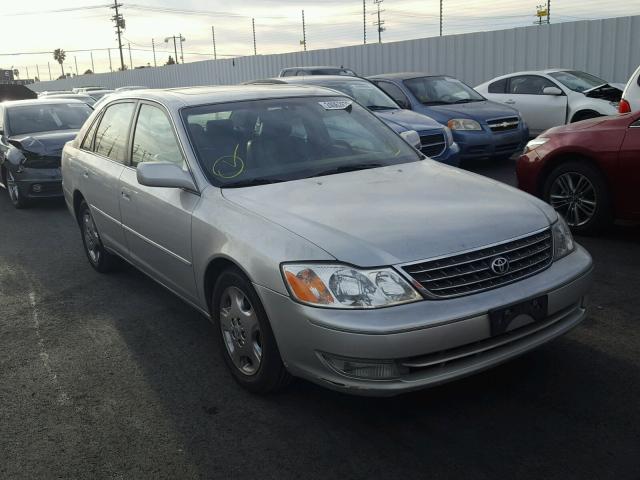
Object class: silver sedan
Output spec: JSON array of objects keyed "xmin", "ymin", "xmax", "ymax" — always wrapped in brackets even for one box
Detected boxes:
[{"xmin": 61, "ymin": 85, "xmax": 592, "ymax": 396}]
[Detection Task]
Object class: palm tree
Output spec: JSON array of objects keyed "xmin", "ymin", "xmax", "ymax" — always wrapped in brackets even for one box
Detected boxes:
[{"xmin": 53, "ymin": 49, "xmax": 66, "ymax": 77}]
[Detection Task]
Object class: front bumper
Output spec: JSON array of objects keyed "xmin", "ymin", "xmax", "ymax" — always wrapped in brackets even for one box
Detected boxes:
[
  {"xmin": 257, "ymin": 244, "xmax": 592, "ymax": 396},
  {"xmin": 12, "ymin": 167, "xmax": 63, "ymax": 199},
  {"xmin": 432, "ymin": 142, "xmax": 461, "ymax": 167},
  {"xmin": 455, "ymin": 126, "xmax": 529, "ymax": 161}
]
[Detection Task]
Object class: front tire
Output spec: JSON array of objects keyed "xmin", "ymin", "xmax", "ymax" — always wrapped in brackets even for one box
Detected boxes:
[
  {"xmin": 212, "ymin": 267, "xmax": 292, "ymax": 393},
  {"xmin": 6, "ymin": 169, "xmax": 30, "ymax": 209},
  {"xmin": 542, "ymin": 161, "xmax": 611, "ymax": 234},
  {"xmin": 78, "ymin": 200, "xmax": 120, "ymax": 272}
]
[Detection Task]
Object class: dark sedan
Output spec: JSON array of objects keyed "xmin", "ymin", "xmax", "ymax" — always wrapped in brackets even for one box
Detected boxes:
[
  {"xmin": 0, "ymin": 99, "xmax": 92, "ymax": 208},
  {"xmin": 517, "ymin": 111, "xmax": 640, "ymax": 233}
]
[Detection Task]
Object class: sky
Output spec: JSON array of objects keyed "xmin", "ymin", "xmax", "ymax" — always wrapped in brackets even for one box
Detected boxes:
[{"xmin": 2, "ymin": 0, "xmax": 639, "ymax": 80}]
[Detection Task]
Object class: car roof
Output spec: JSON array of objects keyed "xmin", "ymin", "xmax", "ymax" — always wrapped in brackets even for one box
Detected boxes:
[
  {"xmin": 100, "ymin": 84, "xmax": 347, "ymax": 108},
  {"xmin": 2, "ymin": 98, "xmax": 87, "ymax": 107},
  {"xmin": 483, "ymin": 69, "xmax": 575, "ymax": 82},
  {"xmin": 282, "ymin": 66, "xmax": 351, "ymax": 71},
  {"xmin": 368, "ymin": 72, "xmax": 447, "ymax": 81},
  {"xmin": 274, "ymin": 75, "xmax": 370, "ymax": 84}
]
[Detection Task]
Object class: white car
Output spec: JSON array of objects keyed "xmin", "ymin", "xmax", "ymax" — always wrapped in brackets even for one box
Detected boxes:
[
  {"xmin": 619, "ymin": 65, "xmax": 640, "ymax": 114},
  {"xmin": 476, "ymin": 69, "xmax": 622, "ymax": 135}
]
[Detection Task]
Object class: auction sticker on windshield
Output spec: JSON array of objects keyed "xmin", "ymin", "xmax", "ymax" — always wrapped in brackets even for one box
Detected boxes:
[{"xmin": 318, "ymin": 100, "xmax": 353, "ymax": 110}]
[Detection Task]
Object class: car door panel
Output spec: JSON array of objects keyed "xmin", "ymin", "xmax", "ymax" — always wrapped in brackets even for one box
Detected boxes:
[
  {"xmin": 119, "ymin": 168, "xmax": 200, "ymax": 301},
  {"xmin": 503, "ymin": 76, "xmax": 567, "ymax": 135},
  {"xmin": 118, "ymin": 102, "xmax": 199, "ymax": 301},
  {"xmin": 618, "ymin": 124, "xmax": 640, "ymax": 215}
]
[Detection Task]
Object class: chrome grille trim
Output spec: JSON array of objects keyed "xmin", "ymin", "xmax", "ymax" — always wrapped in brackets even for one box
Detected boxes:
[
  {"xmin": 401, "ymin": 228, "xmax": 553, "ymax": 299},
  {"xmin": 419, "ymin": 131, "xmax": 446, "ymax": 158},
  {"xmin": 487, "ymin": 116, "xmax": 520, "ymax": 132}
]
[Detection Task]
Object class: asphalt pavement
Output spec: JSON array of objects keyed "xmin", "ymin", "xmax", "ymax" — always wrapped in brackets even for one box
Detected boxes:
[{"xmin": 1, "ymin": 159, "xmax": 639, "ymax": 479}]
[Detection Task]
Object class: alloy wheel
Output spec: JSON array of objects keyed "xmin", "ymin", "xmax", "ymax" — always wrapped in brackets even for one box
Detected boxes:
[
  {"xmin": 6, "ymin": 171, "xmax": 20, "ymax": 204},
  {"xmin": 83, "ymin": 210, "xmax": 102, "ymax": 264},
  {"xmin": 219, "ymin": 286, "xmax": 263, "ymax": 376},
  {"xmin": 549, "ymin": 172, "xmax": 597, "ymax": 227}
]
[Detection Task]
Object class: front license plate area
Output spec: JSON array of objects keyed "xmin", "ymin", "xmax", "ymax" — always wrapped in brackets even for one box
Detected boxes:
[{"xmin": 489, "ymin": 295, "xmax": 548, "ymax": 336}]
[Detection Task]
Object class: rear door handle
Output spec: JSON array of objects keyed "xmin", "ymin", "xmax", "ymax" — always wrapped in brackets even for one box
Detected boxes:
[
  {"xmin": 82, "ymin": 170, "xmax": 89, "ymax": 178},
  {"xmin": 121, "ymin": 190, "xmax": 131, "ymax": 201},
  {"xmin": 504, "ymin": 99, "xmax": 516, "ymax": 105}
]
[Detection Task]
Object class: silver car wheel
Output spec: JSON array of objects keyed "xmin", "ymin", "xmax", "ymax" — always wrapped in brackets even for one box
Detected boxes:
[
  {"xmin": 6, "ymin": 170, "xmax": 20, "ymax": 203},
  {"xmin": 82, "ymin": 209, "xmax": 101, "ymax": 264},
  {"xmin": 549, "ymin": 172, "xmax": 596, "ymax": 227},
  {"xmin": 219, "ymin": 286, "xmax": 263, "ymax": 376}
]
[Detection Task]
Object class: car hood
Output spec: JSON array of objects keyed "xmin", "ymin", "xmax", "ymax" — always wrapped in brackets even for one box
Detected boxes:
[
  {"xmin": 9, "ymin": 130, "xmax": 78, "ymax": 156},
  {"xmin": 545, "ymin": 116, "xmax": 611, "ymax": 134},
  {"xmin": 415, "ymin": 100, "xmax": 520, "ymax": 124},
  {"xmin": 374, "ymin": 109, "xmax": 443, "ymax": 133},
  {"xmin": 222, "ymin": 161, "xmax": 556, "ymax": 266}
]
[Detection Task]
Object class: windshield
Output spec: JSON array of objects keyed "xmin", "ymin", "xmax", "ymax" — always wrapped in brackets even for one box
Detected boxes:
[
  {"xmin": 404, "ymin": 76, "xmax": 484, "ymax": 105},
  {"xmin": 7, "ymin": 103, "xmax": 92, "ymax": 136},
  {"xmin": 322, "ymin": 81, "xmax": 399, "ymax": 110},
  {"xmin": 548, "ymin": 70, "xmax": 608, "ymax": 93},
  {"xmin": 182, "ymin": 96, "xmax": 421, "ymax": 187}
]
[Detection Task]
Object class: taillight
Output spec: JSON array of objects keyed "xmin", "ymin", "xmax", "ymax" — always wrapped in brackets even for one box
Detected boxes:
[{"xmin": 619, "ymin": 99, "xmax": 631, "ymax": 114}]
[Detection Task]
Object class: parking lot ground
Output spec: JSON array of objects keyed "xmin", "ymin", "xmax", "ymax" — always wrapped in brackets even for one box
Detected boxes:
[{"xmin": 1, "ymin": 159, "xmax": 639, "ymax": 479}]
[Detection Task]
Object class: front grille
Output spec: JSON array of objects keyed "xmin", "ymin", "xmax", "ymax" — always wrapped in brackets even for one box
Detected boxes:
[
  {"xmin": 495, "ymin": 141, "xmax": 520, "ymax": 153},
  {"xmin": 488, "ymin": 117, "xmax": 519, "ymax": 132},
  {"xmin": 419, "ymin": 132, "xmax": 446, "ymax": 158},
  {"xmin": 401, "ymin": 229, "xmax": 553, "ymax": 298}
]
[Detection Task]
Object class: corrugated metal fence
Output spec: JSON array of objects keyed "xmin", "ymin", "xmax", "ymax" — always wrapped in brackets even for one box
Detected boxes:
[{"xmin": 29, "ymin": 15, "xmax": 640, "ymax": 93}]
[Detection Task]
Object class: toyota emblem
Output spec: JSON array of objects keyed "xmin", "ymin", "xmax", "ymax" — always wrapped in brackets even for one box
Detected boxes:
[{"xmin": 490, "ymin": 256, "xmax": 510, "ymax": 275}]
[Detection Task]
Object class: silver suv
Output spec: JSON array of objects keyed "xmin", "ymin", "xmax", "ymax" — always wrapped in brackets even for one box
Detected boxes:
[{"xmin": 61, "ymin": 85, "xmax": 593, "ymax": 396}]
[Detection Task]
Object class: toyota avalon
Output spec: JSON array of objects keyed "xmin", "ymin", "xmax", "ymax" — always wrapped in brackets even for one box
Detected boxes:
[{"xmin": 61, "ymin": 86, "xmax": 592, "ymax": 396}]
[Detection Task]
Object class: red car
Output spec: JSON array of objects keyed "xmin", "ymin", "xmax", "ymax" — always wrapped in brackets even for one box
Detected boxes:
[{"xmin": 517, "ymin": 111, "xmax": 640, "ymax": 233}]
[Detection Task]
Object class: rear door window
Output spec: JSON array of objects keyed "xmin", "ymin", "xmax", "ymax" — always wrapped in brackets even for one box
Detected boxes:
[
  {"xmin": 93, "ymin": 102, "xmax": 135, "ymax": 163},
  {"xmin": 508, "ymin": 75, "xmax": 556, "ymax": 95}
]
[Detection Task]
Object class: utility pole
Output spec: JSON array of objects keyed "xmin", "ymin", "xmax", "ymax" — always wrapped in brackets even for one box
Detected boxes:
[
  {"xmin": 74, "ymin": 56, "xmax": 78, "ymax": 75},
  {"xmin": 372, "ymin": 0, "xmax": 385, "ymax": 44},
  {"xmin": 128, "ymin": 43, "xmax": 132, "ymax": 69},
  {"xmin": 90, "ymin": 51, "xmax": 95, "ymax": 73},
  {"xmin": 252, "ymin": 18, "xmax": 257, "ymax": 55},
  {"xmin": 36, "ymin": 64, "xmax": 40, "ymax": 81},
  {"xmin": 152, "ymin": 38, "xmax": 157, "ymax": 67},
  {"xmin": 108, "ymin": 48, "xmax": 113, "ymax": 71},
  {"xmin": 47, "ymin": 62, "xmax": 52, "ymax": 80},
  {"xmin": 440, "ymin": 0, "xmax": 443, "ymax": 36},
  {"xmin": 165, "ymin": 36, "xmax": 179, "ymax": 64},
  {"xmin": 547, "ymin": 0, "xmax": 551, "ymax": 23},
  {"xmin": 211, "ymin": 26, "xmax": 217, "ymax": 60},
  {"xmin": 179, "ymin": 34, "xmax": 185, "ymax": 63},
  {"xmin": 363, "ymin": 0, "xmax": 366, "ymax": 44},
  {"xmin": 110, "ymin": 0, "xmax": 126, "ymax": 71},
  {"xmin": 535, "ymin": 4, "xmax": 549, "ymax": 25},
  {"xmin": 301, "ymin": 10, "xmax": 307, "ymax": 51},
  {"xmin": 26, "ymin": 66, "xmax": 29, "ymax": 80}
]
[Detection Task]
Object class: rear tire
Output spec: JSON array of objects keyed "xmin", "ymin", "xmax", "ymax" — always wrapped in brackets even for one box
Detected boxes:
[
  {"xmin": 542, "ymin": 160, "xmax": 611, "ymax": 234},
  {"xmin": 78, "ymin": 200, "xmax": 120, "ymax": 272},
  {"xmin": 212, "ymin": 267, "xmax": 292, "ymax": 393}
]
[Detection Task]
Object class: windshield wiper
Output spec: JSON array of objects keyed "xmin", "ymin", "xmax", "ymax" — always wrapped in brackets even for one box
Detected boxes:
[
  {"xmin": 367, "ymin": 105, "xmax": 398, "ymax": 111},
  {"xmin": 307, "ymin": 163, "xmax": 384, "ymax": 179},
  {"xmin": 222, "ymin": 178, "xmax": 285, "ymax": 188},
  {"xmin": 450, "ymin": 98, "xmax": 483, "ymax": 104}
]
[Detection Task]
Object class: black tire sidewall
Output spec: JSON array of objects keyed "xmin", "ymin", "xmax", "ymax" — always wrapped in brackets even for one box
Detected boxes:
[
  {"xmin": 542, "ymin": 161, "xmax": 611, "ymax": 234},
  {"xmin": 211, "ymin": 268, "xmax": 289, "ymax": 393},
  {"xmin": 78, "ymin": 200, "xmax": 116, "ymax": 272}
]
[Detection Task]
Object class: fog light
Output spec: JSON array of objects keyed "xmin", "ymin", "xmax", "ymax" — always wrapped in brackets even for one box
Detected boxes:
[
  {"xmin": 32, "ymin": 184, "xmax": 42, "ymax": 193},
  {"xmin": 320, "ymin": 353, "xmax": 408, "ymax": 380}
]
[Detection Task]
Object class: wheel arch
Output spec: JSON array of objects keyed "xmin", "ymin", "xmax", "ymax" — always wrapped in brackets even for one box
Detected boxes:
[
  {"xmin": 72, "ymin": 190, "xmax": 86, "ymax": 225},
  {"xmin": 570, "ymin": 109, "xmax": 601, "ymax": 123},
  {"xmin": 537, "ymin": 151, "xmax": 610, "ymax": 196},
  {"xmin": 203, "ymin": 256, "xmax": 253, "ymax": 314}
]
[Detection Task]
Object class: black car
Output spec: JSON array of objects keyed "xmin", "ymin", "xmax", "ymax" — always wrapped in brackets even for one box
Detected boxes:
[{"xmin": 0, "ymin": 99, "xmax": 92, "ymax": 208}]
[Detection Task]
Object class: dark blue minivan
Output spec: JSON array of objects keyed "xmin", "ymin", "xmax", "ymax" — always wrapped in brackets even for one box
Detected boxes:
[
  {"xmin": 369, "ymin": 73, "xmax": 529, "ymax": 162},
  {"xmin": 262, "ymin": 75, "xmax": 461, "ymax": 166}
]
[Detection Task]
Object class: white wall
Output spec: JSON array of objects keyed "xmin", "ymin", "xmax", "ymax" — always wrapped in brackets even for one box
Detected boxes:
[{"xmin": 29, "ymin": 15, "xmax": 640, "ymax": 93}]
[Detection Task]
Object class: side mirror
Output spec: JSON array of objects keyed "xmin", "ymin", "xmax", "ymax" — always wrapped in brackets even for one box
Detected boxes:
[
  {"xmin": 137, "ymin": 162, "xmax": 197, "ymax": 191},
  {"xmin": 543, "ymin": 86, "xmax": 563, "ymax": 96},
  {"xmin": 397, "ymin": 99, "xmax": 411, "ymax": 109},
  {"xmin": 400, "ymin": 130, "xmax": 422, "ymax": 151}
]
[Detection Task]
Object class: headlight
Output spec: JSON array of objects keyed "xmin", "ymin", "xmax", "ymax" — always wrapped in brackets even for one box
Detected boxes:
[
  {"xmin": 525, "ymin": 137, "xmax": 549, "ymax": 153},
  {"xmin": 447, "ymin": 118, "xmax": 482, "ymax": 131},
  {"xmin": 552, "ymin": 216, "xmax": 575, "ymax": 260},
  {"xmin": 282, "ymin": 264, "xmax": 422, "ymax": 309},
  {"xmin": 443, "ymin": 126, "xmax": 454, "ymax": 145}
]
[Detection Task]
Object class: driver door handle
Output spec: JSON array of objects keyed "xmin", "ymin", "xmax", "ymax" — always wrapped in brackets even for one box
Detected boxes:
[
  {"xmin": 121, "ymin": 190, "xmax": 131, "ymax": 201},
  {"xmin": 82, "ymin": 169, "xmax": 89, "ymax": 178},
  {"xmin": 504, "ymin": 99, "xmax": 516, "ymax": 105}
]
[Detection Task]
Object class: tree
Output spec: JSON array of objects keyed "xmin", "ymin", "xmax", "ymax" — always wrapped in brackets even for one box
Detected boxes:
[
  {"xmin": 83, "ymin": 69, "xmax": 93, "ymax": 75},
  {"xmin": 53, "ymin": 48, "xmax": 66, "ymax": 77},
  {"xmin": 165, "ymin": 55, "xmax": 176, "ymax": 65}
]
